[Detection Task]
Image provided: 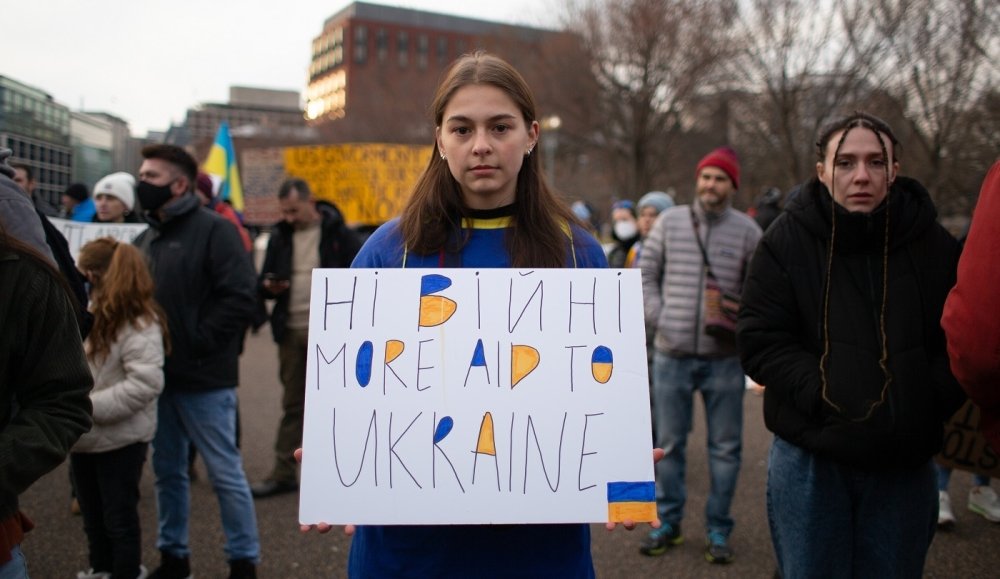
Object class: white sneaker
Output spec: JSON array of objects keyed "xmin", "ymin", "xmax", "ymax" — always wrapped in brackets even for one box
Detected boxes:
[
  {"xmin": 76, "ymin": 565, "xmax": 146, "ymax": 579},
  {"xmin": 938, "ymin": 491, "xmax": 956, "ymax": 528},
  {"xmin": 968, "ymin": 485, "xmax": 1000, "ymax": 522}
]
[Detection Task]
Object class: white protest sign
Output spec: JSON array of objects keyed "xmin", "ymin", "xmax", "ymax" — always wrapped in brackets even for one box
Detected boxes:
[
  {"xmin": 299, "ymin": 268, "xmax": 656, "ymax": 525},
  {"xmin": 50, "ymin": 218, "xmax": 148, "ymax": 260}
]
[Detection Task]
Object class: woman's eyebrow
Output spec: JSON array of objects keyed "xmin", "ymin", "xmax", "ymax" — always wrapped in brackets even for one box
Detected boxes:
[{"xmin": 444, "ymin": 113, "xmax": 518, "ymax": 123}]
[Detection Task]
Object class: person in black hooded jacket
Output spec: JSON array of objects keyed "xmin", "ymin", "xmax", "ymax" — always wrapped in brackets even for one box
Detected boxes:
[{"xmin": 737, "ymin": 112, "xmax": 965, "ymax": 579}]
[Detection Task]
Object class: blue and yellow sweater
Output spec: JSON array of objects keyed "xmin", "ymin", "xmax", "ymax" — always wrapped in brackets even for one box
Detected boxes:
[{"xmin": 348, "ymin": 209, "xmax": 606, "ymax": 578}]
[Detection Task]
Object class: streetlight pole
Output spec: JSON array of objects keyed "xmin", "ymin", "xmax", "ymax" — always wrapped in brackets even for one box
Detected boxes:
[{"xmin": 541, "ymin": 115, "xmax": 561, "ymax": 186}]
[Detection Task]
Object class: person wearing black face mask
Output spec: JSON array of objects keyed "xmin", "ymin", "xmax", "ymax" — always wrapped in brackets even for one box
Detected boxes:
[
  {"xmin": 132, "ymin": 144, "xmax": 261, "ymax": 579},
  {"xmin": 135, "ymin": 179, "xmax": 176, "ymax": 215}
]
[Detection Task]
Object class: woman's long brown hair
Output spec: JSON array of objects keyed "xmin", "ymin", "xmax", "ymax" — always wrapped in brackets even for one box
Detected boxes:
[
  {"xmin": 77, "ymin": 237, "xmax": 170, "ymax": 362},
  {"xmin": 399, "ymin": 51, "xmax": 581, "ymax": 268}
]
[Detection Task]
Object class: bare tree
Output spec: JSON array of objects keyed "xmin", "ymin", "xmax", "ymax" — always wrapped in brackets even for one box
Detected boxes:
[
  {"xmin": 844, "ymin": 0, "xmax": 1000, "ymax": 212},
  {"xmin": 560, "ymin": 0, "xmax": 737, "ymax": 199},
  {"xmin": 724, "ymin": 0, "xmax": 874, "ymax": 193}
]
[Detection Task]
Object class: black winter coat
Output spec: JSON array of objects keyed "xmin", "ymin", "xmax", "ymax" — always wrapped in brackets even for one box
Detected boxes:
[
  {"xmin": 260, "ymin": 204, "xmax": 362, "ymax": 343},
  {"xmin": 0, "ymin": 245, "xmax": 93, "ymax": 522},
  {"xmin": 737, "ymin": 177, "xmax": 965, "ymax": 469},
  {"xmin": 134, "ymin": 194, "xmax": 257, "ymax": 392}
]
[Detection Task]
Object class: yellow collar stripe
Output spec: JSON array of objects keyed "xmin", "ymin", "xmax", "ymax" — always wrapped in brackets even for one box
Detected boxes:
[
  {"xmin": 460, "ymin": 216, "xmax": 512, "ymax": 229},
  {"xmin": 460, "ymin": 216, "xmax": 574, "ymax": 238}
]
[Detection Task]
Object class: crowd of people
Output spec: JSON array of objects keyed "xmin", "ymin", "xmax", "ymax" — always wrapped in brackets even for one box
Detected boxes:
[{"xmin": 0, "ymin": 50, "xmax": 998, "ymax": 579}]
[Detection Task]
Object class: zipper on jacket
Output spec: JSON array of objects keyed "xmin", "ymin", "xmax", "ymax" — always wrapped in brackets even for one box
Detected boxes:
[{"xmin": 863, "ymin": 213, "xmax": 882, "ymax": 344}]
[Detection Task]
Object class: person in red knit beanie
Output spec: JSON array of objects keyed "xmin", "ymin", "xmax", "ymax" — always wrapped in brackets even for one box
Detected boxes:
[
  {"xmin": 638, "ymin": 143, "xmax": 761, "ymax": 564},
  {"xmin": 696, "ymin": 146, "xmax": 741, "ymax": 192}
]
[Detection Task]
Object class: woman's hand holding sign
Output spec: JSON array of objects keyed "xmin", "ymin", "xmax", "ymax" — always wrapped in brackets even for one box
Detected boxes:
[{"xmin": 295, "ymin": 448, "xmax": 355, "ymax": 536}]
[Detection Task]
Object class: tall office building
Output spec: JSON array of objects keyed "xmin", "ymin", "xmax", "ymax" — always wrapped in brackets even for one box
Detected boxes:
[
  {"xmin": 70, "ymin": 111, "xmax": 114, "ymax": 188},
  {"xmin": 306, "ymin": 2, "xmax": 555, "ymax": 143},
  {"xmin": 84, "ymin": 111, "xmax": 138, "ymax": 175},
  {"xmin": 0, "ymin": 75, "xmax": 72, "ymax": 207},
  {"xmin": 178, "ymin": 86, "xmax": 308, "ymax": 147}
]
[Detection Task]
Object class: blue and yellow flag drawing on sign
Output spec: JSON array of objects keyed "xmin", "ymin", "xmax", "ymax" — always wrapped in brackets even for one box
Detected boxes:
[
  {"xmin": 203, "ymin": 122, "xmax": 244, "ymax": 211},
  {"xmin": 607, "ymin": 481, "xmax": 656, "ymax": 522}
]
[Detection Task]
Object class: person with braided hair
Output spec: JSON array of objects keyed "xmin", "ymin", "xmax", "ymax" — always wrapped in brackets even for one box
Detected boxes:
[{"xmin": 737, "ymin": 112, "xmax": 965, "ymax": 578}]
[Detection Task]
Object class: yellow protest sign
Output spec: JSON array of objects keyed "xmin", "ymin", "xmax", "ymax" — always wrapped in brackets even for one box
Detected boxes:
[{"xmin": 284, "ymin": 143, "xmax": 432, "ymax": 226}]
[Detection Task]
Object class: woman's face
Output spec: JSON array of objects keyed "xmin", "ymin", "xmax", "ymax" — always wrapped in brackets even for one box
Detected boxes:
[
  {"xmin": 637, "ymin": 206, "xmax": 660, "ymax": 238},
  {"xmin": 816, "ymin": 128, "xmax": 898, "ymax": 213},
  {"xmin": 436, "ymin": 84, "xmax": 538, "ymax": 210},
  {"xmin": 95, "ymin": 193, "xmax": 127, "ymax": 222}
]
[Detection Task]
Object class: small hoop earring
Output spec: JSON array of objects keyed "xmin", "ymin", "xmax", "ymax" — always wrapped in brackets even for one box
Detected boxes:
[
  {"xmin": 440, "ymin": 152, "xmax": 447, "ymax": 160},
  {"xmin": 525, "ymin": 147, "xmax": 533, "ymax": 156}
]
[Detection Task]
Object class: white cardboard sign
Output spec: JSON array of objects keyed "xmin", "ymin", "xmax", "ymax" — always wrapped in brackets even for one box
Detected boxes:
[
  {"xmin": 298, "ymin": 268, "xmax": 655, "ymax": 525},
  {"xmin": 49, "ymin": 218, "xmax": 149, "ymax": 260}
]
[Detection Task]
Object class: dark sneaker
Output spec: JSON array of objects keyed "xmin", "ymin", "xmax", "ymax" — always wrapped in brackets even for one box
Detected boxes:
[
  {"xmin": 148, "ymin": 551, "xmax": 192, "ymax": 579},
  {"xmin": 228, "ymin": 558, "xmax": 257, "ymax": 579},
  {"xmin": 705, "ymin": 531, "xmax": 733, "ymax": 564},
  {"xmin": 638, "ymin": 522, "xmax": 683, "ymax": 556}
]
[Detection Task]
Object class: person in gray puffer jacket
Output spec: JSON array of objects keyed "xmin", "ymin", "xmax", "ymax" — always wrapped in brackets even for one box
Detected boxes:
[{"xmin": 637, "ymin": 146, "xmax": 761, "ymax": 564}]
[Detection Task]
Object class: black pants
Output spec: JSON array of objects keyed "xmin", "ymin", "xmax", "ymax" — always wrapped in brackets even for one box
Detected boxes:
[{"xmin": 70, "ymin": 442, "xmax": 148, "ymax": 579}]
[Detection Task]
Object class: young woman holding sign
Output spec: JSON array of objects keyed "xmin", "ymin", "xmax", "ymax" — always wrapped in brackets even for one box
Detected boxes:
[{"xmin": 297, "ymin": 51, "xmax": 656, "ymax": 578}]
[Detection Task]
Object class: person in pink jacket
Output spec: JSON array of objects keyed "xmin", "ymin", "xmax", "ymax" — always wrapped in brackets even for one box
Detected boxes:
[{"xmin": 942, "ymin": 159, "xmax": 1000, "ymax": 453}]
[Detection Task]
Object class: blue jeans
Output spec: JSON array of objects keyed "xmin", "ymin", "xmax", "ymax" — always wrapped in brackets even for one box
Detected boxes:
[
  {"xmin": 0, "ymin": 545, "xmax": 28, "ymax": 579},
  {"xmin": 936, "ymin": 464, "xmax": 990, "ymax": 490},
  {"xmin": 768, "ymin": 436, "xmax": 936, "ymax": 578},
  {"xmin": 651, "ymin": 353, "xmax": 744, "ymax": 537},
  {"xmin": 153, "ymin": 388, "xmax": 260, "ymax": 562}
]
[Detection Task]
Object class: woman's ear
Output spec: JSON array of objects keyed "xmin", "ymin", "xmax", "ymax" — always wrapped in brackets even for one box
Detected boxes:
[{"xmin": 435, "ymin": 126, "xmax": 444, "ymax": 157}]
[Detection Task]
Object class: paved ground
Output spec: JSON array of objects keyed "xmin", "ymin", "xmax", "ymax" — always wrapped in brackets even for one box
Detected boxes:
[{"xmin": 19, "ymin": 331, "xmax": 1000, "ymax": 577}]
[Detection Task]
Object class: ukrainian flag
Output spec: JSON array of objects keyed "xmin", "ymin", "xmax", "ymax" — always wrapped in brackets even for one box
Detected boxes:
[
  {"xmin": 202, "ymin": 122, "xmax": 244, "ymax": 211},
  {"xmin": 607, "ymin": 481, "xmax": 656, "ymax": 523}
]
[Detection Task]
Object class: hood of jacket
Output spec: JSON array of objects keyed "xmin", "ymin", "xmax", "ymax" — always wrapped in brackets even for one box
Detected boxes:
[
  {"xmin": 0, "ymin": 149, "xmax": 14, "ymax": 180},
  {"xmin": 784, "ymin": 176, "xmax": 938, "ymax": 255}
]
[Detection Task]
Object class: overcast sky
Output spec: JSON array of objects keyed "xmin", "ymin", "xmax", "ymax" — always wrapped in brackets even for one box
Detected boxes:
[{"xmin": 6, "ymin": 0, "xmax": 557, "ymax": 136}]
